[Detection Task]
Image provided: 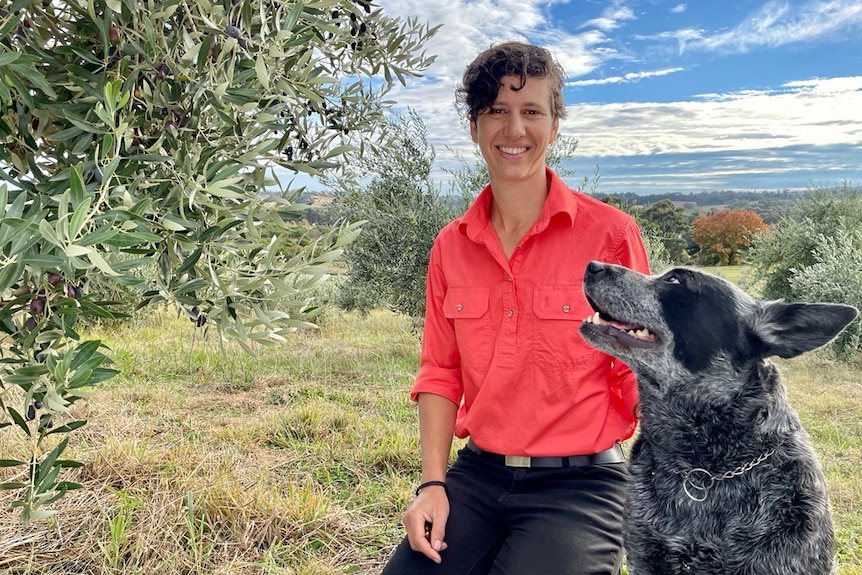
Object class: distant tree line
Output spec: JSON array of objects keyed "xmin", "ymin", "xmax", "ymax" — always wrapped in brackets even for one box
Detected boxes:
[{"xmin": 608, "ymin": 189, "xmax": 806, "ymax": 209}]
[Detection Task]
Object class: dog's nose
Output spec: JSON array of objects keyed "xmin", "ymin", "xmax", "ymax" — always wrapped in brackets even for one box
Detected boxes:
[{"xmin": 585, "ymin": 261, "xmax": 606, "ymax": 278}]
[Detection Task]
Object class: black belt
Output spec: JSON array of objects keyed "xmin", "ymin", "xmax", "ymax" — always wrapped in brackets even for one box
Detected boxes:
[{"xmin": 466, "ymin": 438, "xmax": 625, "ymax": 468}]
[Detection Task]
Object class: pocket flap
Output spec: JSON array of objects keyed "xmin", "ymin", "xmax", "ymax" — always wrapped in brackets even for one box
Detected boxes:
[
  {"xmin": 443, "ymin": 287, "xmax": 490, "ymax": 319},
  {"xmin": 533, "ymin": 285, "xmax": 586, "ymax": 320}
]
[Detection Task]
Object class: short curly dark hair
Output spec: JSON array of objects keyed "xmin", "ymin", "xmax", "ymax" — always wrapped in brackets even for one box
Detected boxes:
[{"xmin": 455, "ymin": 42, "xmax": 567, "ymax": 123}]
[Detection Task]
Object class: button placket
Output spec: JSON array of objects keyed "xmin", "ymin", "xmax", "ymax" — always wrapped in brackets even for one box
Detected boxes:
[{"xmin": 497, "ymin": 271, "xmax": 517, "ymax": 368}]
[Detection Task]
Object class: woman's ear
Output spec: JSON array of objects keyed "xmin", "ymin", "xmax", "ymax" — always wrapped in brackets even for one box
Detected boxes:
[{"xmin": 469, "ymin": 119, "xmax": 479, "ymax": 143}]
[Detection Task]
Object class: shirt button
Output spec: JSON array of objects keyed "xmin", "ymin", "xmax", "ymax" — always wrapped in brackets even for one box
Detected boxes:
[
  {"xmin": 507, "ymin": 309, "xmax": 514, "ymax": 318},
  {"xmin": 456, "ymin": 304, "xmax": 463, "ymax": 312},
  {"xmin": 507, "ymin": 276, "xmax": 513, "ymax": 282},
  {"xmin": 562, "ymin": 305, "xmax": 571, "ymax": 313}
]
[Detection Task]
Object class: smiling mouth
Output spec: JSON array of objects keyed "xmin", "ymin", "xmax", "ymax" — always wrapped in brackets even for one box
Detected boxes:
[
  {"xmin": 498, "ymin": 146, "xmax": 528, "ymax": 155},
  {"xmin": 581, "ymin": 299, "xmax": 660, "ymax": 348}
]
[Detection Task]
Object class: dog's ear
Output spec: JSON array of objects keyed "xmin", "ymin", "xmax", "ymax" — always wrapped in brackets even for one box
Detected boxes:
[{"xmin": 751, "ymin": 301, "xmax": 859, "ymax": 359}]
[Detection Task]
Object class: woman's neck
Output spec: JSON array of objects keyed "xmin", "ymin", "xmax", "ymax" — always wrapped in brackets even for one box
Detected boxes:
[{"xmin": 488, "ymin": 170, "xmax": 549, "ymax": 258}]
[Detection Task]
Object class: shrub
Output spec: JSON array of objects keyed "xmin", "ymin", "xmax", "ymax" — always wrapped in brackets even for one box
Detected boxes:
[
  {"xmin": 786, "ymin": 231, "xmax": 862, "ymax": 360},
  {"xmin": 323, "ymin": 111, "xmax": 459, "ymax": 324},
  {"xmin": 747, "ymin": 186, "xmax": 862, "ymax": 359}
]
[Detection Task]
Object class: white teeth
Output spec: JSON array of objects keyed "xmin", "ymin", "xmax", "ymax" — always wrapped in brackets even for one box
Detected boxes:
[
  {"xmin": 584, "ymin": 312, "xmax": 602, "ymax": 325},
  {"xmin": 626, "ymin": 328, "xmax": 656, "ymax": 341},
  {"xmin": 585, "ymin": 312, "xmax": 656, "ymax": 341},
  {"xmin": 500, "ymin": 146, "xmax": 527, "ymax": 155}
]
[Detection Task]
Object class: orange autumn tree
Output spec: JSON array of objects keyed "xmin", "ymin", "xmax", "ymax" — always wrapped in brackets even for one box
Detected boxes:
[{"xmin": 691, "ymin": 210, "xmax": 770, "ymax": 265}]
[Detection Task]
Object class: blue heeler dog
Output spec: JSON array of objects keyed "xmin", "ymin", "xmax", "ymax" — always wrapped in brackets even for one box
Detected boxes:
[{"xmin": 579, "ymin": 261, "xmax": 858, "ymax": 575}]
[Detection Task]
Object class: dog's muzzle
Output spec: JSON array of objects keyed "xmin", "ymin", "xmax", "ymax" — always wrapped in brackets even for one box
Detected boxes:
[{"xmin": 466, "ymin": 439, "xmax": 625, "ymax": 468}]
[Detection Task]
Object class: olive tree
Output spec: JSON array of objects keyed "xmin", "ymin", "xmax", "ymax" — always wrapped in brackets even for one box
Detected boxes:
[
  {"xmin": 746, "ymin": 186, "xmax": 862, "ymax": 360},
  {"xmin": 0, "ymin": 0, "xmax": 437, "ymax": 520},
  {"xmin": 323, "ymin": 110, "xmax": 457, "ymax": 323}
]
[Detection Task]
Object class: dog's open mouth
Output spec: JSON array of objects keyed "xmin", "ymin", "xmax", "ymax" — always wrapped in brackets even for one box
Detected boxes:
[{"xmin": 582, "ymin": 301, "xmax": 660, "ymax": 349}]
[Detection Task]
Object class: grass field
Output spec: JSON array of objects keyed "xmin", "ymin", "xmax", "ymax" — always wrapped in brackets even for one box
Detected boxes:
[{"xmin": 1, "ymin": 288, "xmax": 860, "ymax": 573}]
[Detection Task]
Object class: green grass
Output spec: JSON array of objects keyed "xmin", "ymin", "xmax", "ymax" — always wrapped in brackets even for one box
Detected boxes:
[
  {"xmin": 0, "ymin": 306, "xmax": 859, "ymax": 574},
  {"xmin": 701, "ymin": 264, "xmax": 751, "ymax": 285}
]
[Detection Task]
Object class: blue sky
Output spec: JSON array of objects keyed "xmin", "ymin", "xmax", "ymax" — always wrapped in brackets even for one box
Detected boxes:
[{"xmin": 373, "ymin": 0, "xmax": 862, "ymax": 196}]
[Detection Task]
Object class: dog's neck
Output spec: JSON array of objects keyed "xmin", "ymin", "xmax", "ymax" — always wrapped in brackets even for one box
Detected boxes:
[{"xmin": 634, "ymin": 359, "xmax": 795, "ymax": 470}]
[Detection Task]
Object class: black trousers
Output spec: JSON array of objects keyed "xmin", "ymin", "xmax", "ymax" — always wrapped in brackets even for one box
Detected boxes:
[{"xmin": 382, "ymin": 446, "xmax": 628, "ymax": 574}]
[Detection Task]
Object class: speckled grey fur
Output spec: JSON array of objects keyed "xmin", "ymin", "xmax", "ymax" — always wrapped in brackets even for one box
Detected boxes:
[{"xmin": 580, "ymin": 262, "xmax": 858, "ymax": 575}]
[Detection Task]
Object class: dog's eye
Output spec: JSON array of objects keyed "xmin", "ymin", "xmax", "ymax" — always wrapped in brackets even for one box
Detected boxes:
[{"xmin": 664, "ymin": 274, "xmax": 681, "ymax": 285}]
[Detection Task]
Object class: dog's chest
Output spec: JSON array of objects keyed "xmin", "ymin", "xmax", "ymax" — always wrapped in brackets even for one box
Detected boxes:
[{"xmin": 625, "ymin": 440, "xmax": 835, "ymax": 575}]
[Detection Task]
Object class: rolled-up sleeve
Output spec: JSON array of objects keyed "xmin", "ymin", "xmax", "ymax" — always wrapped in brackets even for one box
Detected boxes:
[{"xmin": 410, "ymin": 240, "xmax": 463, "ymax": 405}]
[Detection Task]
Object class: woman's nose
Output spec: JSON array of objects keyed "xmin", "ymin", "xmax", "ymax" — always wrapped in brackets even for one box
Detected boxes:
[{"xmin": 503, "ymin": 113, "xmax": 525, "ymax": 136}]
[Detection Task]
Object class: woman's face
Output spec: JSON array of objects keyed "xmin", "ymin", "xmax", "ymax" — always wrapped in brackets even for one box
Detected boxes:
[{"xmin": 470, "ymin": 74, "xmax": 559, "ymax": 187}]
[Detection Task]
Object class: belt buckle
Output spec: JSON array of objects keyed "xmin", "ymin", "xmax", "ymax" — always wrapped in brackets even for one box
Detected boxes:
[{"xmin": 504, "ymin": 455, "xmax": 531, "ymax": 468}]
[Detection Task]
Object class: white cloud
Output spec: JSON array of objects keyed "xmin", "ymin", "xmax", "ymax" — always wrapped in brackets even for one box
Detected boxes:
[
  {"xmin": 560, "ymin": 76, "xmax": 862, "ymax": 158},
  {"xmin": 583, "ymin": 6, "xmax": 637, "ymax": 31},
  {"xmin": 782, "ymin": 75, "xmax": 862, "ymax": 93},
  {"xmin": 687, "ymin": 0, "xmax": 862, "ymax": 53},
  {"xmin": 634, "ymin": 27, "xmax": 704, "ymax": 54},
  {"xmin": 568, "ymin": 67, "xmax": 686, "ymax": 87},
  {"xmin": 671, "ymin": 4, "xmax": 687, "ymax": 14}
]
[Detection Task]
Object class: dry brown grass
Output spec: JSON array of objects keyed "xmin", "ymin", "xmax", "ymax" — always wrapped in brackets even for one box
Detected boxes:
[{"xmin": 1, "ymin": 309, "xmax": 419, "ymax": 574}]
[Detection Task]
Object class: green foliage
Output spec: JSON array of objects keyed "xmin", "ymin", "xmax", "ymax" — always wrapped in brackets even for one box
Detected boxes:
[
  {"xmin": 604, "ymin": 188, "xmax": 805, "ymax": 220},
  {"xmin": 787, "ymin": 231, "xmax": 862, "ymax": 361},
  {"xmin": 0, "ymin": 0, "xmax": 437, "ymax": 520},
  {"xmin": 594, "ymin": 197, "xmax": 676, "ymax": 272},
  {"xmin": 747, "ymin": 185, "xmax": 862, "ymax": 359},
  {"xmin": 748, "ymin": 186, "xmax": 862, "ymax": 299},
  {"xmin": 324, "ymin": 111, "xmax": 457, "ymax": 322},
  {"xmin": 640, "ymin": 233, "xmax": 673, "ymax": 274},
  {"xmin": 637, "ymin": 199, "xmax": 692, "ymax": 264}
]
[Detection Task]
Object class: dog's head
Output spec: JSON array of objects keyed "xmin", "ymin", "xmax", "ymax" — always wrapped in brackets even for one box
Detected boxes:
[{"xmin": 579, "ymin": 261, "xmax": 858, "ymax": 390}]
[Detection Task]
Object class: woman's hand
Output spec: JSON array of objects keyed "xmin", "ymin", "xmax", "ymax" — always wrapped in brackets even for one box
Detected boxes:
[{"xmin": 402, "ymin": 484, "xmax": 450, "ymax": 563}]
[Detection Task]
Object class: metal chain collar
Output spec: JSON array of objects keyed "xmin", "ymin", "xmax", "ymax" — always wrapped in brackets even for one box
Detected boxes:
[{"xmin": 671, "ymin": 449, "xmax": 776, "ymax": 502}]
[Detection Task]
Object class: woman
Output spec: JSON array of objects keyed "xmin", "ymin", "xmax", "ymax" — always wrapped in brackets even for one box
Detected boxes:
[{"xmin": 382, "ymin": 42, "xmax": 651, "ymax": 574}]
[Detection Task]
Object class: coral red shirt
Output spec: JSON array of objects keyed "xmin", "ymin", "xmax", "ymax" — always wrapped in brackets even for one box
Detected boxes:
[{"xmin": 411, "ymin": 168, "xmax": 651, "ymax": 456}]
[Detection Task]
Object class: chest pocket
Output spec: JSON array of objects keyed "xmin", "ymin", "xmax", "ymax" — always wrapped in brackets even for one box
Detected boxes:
[
  {"xmin": 532, "ymin": 285, "xmax": 597, "ymax": 370},
  {"xmin": 443, "ymin": 287, "xmax": 493, "ymax": 370}
]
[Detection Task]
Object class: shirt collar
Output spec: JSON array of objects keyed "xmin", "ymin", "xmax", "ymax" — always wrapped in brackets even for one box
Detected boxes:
[{"xmin": 458, "ymin": 167, "xmax": 577, "ymax": 241}]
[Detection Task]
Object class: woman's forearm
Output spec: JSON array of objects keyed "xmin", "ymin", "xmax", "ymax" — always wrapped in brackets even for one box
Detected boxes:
[{"xmin": 416, "ymin": 393, "xmax": 458, "ymax": 482}]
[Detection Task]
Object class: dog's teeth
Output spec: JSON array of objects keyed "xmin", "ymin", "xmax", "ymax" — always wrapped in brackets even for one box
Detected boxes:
[
  {"xmin": 624, "ymin": 327, "xmax": 656, "ymax": 341},
  {"xmin": 584, "ymin": 312, "xmax": 600, "ymax": 324}
]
